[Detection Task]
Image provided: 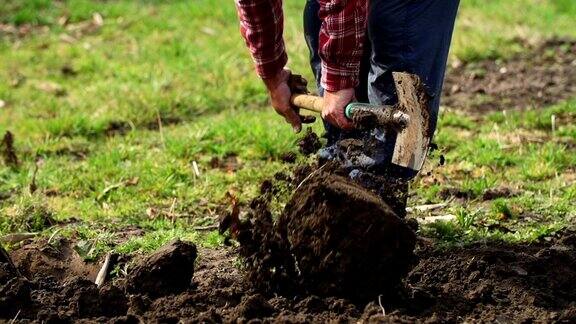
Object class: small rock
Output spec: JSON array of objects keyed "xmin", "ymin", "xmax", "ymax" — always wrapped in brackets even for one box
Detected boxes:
[{"xmin": 126, "ymin": 239, "xmax": 197, "ymax": 297}]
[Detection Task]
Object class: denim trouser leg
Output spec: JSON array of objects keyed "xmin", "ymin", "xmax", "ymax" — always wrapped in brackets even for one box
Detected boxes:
[{"xmin": 303, "ymin": 0, "xmax": 460, "ymax": 154}]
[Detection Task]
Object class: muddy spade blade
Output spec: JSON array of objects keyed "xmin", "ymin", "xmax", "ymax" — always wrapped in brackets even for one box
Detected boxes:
[{"xmin": 390, "ymin": 72, "xmax": 432, "ymax": 173}]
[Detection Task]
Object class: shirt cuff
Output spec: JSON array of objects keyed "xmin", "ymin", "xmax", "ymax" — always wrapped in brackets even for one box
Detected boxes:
[
  {"xmin": 320, "ymin": 61, "xmax": 360, "ymax": 92},
  {"xmin": 256, "ymin": 51, "xmax": 288, "ymax": 80}
]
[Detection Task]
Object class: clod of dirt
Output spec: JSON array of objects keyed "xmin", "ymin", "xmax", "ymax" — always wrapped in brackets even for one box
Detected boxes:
[
  {"xmin": 0, "ymin": 245, "xmax": 18, "ymax": 283},
  {"xmin": 439, "ymin": 186, "xmax": 473, "ymax": 200},
  {"xmin": 0, "ymin": 245, "xmax": 31, "ymax": 317},
  {"xmin": 209, "ymin": 153, "xmax": 240, "ymax": 172},
  {"xmin": 127, "ymin": 239, "xmax": 197, "ymax": 297},
  {"xmin": 281, "ymin": 172, "xmax": 416, "ymax": 298},
  {"xmin": 61, "ymin": 64, "xmax": 77, "ymax": 76},
  {"xmin": 232, "ymin": 294, "xmax": 275, "ymax": 320},
  {"xmin": 482, "ymin": 186, "xmax": 520, "ymax": 200},
  {"xmin": 105, "ymin": 120, "xmax": 132, "ymax": 137},
  {"xmin": 297, "ymin": 128, "xmax": 322, "ymax": 156},
  {"xmin": 1, "ymin": 131, "xmax": 18, "ymax": 168},
  {"xmin": 236, "ymin": 168, "xmax": 416, "ymax": 300},
  {"xmin": 279, "ymin": 151, "xmax": 297, "ymax": 163},
  {"xmin": 443, "ymin": 38, "xmax": 576, "ymax": 112}
]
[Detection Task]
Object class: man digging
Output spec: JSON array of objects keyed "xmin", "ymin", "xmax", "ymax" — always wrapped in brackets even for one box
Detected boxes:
[{"xmin": 235, "ymin": 0, "xmax": 460, "ymax": 217}]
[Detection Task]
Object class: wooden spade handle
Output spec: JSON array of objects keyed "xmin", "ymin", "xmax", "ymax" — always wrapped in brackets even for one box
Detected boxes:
[{"xmin": 290, "ymin": 94, "xmax": 324, "ymax": 113}]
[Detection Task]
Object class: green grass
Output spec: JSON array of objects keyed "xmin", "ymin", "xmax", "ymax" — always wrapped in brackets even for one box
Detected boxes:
[{"xmin": 1, "ymin": 0, "xmax": 575, "ymax": 256}]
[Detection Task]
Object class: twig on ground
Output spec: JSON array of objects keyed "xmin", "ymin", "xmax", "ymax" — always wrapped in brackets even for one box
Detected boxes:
[
  {"xmin": 157, "ymin": 110, "xmax": 165, "ymax": 148},
  {"xmin": 194, "ymin": 224, "xmax": 219, "ymax": 231},
  {"xmin": 192, "ymin": 161, "xmax": 201, "ymax": 177},
  {"xmin": 29, "ymin": 155, "xmax": 44, "ymax": 194},
  {"xmin": 417, "ymin": 214, "xmax": 456, "ymax": 224},
  {"xmin": 47, "ymin": 228, "xmax": 63, "ymax": 245},
  {"xmin": 95, "ymin": 253, "xmax": 112, "ymax": 288},
  {"xmin": 378, "ymin": 294, "xmax": 386, "ymax": 316},
  {"xmin": 406, "ymin": 202, "xmax": 448, "ymax": 213},
  {"xmin": 9, "ymin": 310, "xmax": 21, "ymax": 324}
]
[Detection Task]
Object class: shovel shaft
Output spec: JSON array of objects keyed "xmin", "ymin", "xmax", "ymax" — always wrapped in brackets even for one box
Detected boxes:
[{"xmin": 290, "ymin": 94, "xmax": 324, "ymax": 113}]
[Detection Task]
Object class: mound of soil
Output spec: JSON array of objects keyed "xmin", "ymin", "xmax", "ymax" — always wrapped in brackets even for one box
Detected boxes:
[
  {"xmin": 126, "ymin": 239, "xmax": 197, "ymax": 297},
  {"xmin": 231, "ymin": 165, "xmax": 416, "ymax": 300},
  {"xmin": 443, "ymin": 38, "xmax": 576, "ymax": 112},
  {"xmin": 2, "ymin": 232, "xmax": 576, "ymax": 322},
  {"xmin": 280, "ymin": 172, "xmax": 416, "ymax": 298}
]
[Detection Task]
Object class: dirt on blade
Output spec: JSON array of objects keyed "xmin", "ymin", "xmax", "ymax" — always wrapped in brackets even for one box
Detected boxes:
[{"xmin": 443, "ymin": 38, "xmax": 576, "ymax": 112}]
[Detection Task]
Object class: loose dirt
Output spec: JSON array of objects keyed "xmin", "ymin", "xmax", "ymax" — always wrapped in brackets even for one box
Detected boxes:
[
  {"xmin": 231, "ymin": 167, "xmax": 416, "ymax": 300},
  {"xmin": 2, "ymin": 232, "xmax": 575, "ymax": 322},
  {"xmin": 443, "ymin": 38, "xmax": 576, "ymax": 112}
]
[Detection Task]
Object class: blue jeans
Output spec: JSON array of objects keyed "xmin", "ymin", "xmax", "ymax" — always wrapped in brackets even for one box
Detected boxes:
[{"xmin": 304, "ymin": 0, "xmax": 460, "ymax": 167}]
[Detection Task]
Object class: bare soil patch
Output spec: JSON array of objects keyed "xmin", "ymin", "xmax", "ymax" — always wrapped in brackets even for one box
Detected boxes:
[
  {"xmin": 2, "ymin": 232, "xmax": 575, "ymax": 322},
  {"xmin": 443, "ymin": 38, "xmax": 576, "ymax": 112}
]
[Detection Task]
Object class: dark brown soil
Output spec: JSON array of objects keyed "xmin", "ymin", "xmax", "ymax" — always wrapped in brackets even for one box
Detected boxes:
[
  {"xmin": 297, "ymin": 128, "xmax": 322, "ymax": 156},
  {"xmin": 126, "ymin": 239, "xmax": 197, "ymax": 297},
  {"xmin": 2, "ymin": 232, "xmax": 575, "ymax": 322},
  {"xmin": 230, "ymin": 167, "xmax": 416, "ymax": 300},
  {"xmin": 1, "ymin": 131, "xmax": 18, "ymax": 169},
  {"xmin": 443, "ymin": 38, "xmax": 576, "ymax": 112},
  {"xmin": 279, "ymin": 172, "xmax": 416, "ymax": 298}
]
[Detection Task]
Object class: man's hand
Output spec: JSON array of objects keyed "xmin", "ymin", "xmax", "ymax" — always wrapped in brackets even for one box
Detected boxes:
[
  {"xmin": 322, "ymin": 88, "xmax": 355, "ymax": 130},
  {"xmin": 263, "ymin": 69, "xmax": 304, "ymax": 133}
]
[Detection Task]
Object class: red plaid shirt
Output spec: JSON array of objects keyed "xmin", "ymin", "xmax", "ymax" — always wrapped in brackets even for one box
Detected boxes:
[{"xmin": 235, "ymin": 0, "xmax": 367, "ymax": 92}]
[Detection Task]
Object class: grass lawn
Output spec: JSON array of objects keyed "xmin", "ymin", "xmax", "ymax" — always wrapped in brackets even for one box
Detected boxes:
[{"xmin": 1, "ymin": 0, "xmax": 575, "ymax": 257}]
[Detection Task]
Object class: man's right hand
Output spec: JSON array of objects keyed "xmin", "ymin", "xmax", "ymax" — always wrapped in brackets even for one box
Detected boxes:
[
  {"xmin": 263, "ymin": 69, "xmax": 304, "ymax": 133},
  {"xmin": 322, "ymin": 88, "xmax": 355, "ymax": 130}
]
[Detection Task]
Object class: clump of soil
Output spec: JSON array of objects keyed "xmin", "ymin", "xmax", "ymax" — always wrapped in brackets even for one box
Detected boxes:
[
  {"xmin": 297, "ymin": 128, "xmax": 322, "ymax": 156},
  {"xmin": 280, "ymin": 172, "xmax": 416, "ymax": 297},
  {"xmin": 443, "ymin": 38, "xmax": 576, "ymax": 112},
  {"xmin": 126, "ymin": 239, "xmax": 197, "ymax": 297},
  {"xmin": 209, "ymin": 152, "xmax": 240, "ymax": 172},
  {"xmin": 1, "ymin": 131, "xmax": 18, "ymax": 168},
  {"xmin": 233, "ymin": 166, "xmax": 416, "ymax": 299}
]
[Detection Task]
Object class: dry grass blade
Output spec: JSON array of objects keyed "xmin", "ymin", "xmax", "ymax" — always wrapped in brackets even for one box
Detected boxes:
[
  {"xmin": 378, "ymin": 295, "xmax": 386, "ymax": 316},
  {"xmin": 194, "ymin": 224, "xmax": 219, "ymax": 231},
  {"xmin": 406, "ymin": 202, "xmax": 448, "ymax": 213},
  {"xmin": 9, "ymin": 310, "xmax": 21, "ymax": 324},
  {"xmin": 95, "ymin": 253, "xmax": 112, "ymax": 287}
]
